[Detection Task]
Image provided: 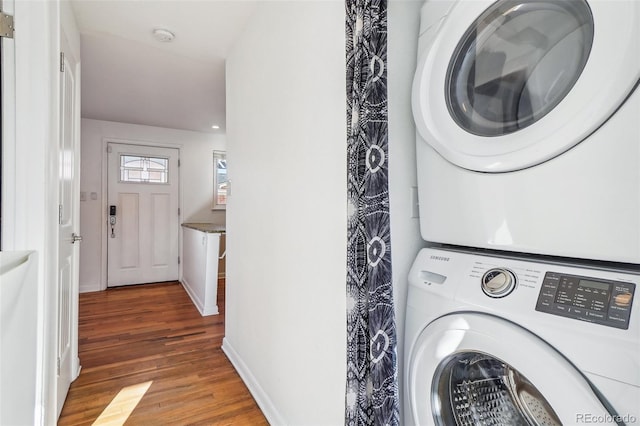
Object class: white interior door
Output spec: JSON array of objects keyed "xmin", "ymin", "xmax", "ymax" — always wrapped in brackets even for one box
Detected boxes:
[
  {"xmin": 57, "ymin": 36, "xmax": 80, "ymax": 416},
  {"xmin": 107, "ymin": 143, "xmax": 179, "ymax": 287}
]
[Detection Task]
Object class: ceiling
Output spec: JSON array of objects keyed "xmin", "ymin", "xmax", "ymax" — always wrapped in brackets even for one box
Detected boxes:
[{"xmin": 71, "ymin": 0, "xmax": 259, "ymax": 134}]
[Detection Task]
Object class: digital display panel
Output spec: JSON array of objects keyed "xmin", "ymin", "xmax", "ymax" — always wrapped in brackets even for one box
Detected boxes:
[{"xmin": 578, "ymin": 280, "xmax": 610, "ymax": 291}]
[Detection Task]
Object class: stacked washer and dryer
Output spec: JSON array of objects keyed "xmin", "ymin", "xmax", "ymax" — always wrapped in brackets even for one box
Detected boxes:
[{"xmin": 405, "ymin": 0, "xmax": 640, "ymax": 425}]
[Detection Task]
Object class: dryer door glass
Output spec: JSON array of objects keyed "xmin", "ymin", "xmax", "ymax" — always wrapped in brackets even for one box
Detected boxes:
[
  {"xmin": 446, "ymin": 0, "xmax": 593, "ymax": 137},
  {"xmin": 432, "ymin": 351, "xmax": 561, "ymax": 426}
]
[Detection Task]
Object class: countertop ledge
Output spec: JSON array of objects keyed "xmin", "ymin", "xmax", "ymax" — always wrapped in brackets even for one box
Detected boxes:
[{"xmin": 181, "ymin": 223, "xmax": 226, "ymax": 233}]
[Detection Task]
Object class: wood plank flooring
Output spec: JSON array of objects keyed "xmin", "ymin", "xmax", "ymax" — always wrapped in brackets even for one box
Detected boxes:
[{"xmin": 58, "ymin": 280, "xmax": 268, "ymax": 425}]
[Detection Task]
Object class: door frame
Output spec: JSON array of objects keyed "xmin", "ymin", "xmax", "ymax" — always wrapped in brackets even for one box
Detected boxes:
[
  {"xmin": 0, "ymin": 0, "xmax": 15, "ymax": 249},
  {"xmin": 57, "ymin": 28, "xmax": 81, "ymax": 416},
  {"xmin": 99, "ymin": 138, "xmax": 183, "ymax": 290}
]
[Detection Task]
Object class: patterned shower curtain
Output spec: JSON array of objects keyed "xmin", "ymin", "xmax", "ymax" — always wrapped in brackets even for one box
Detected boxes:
[{"xmin": 345, "ymin": 1, "xmax": 399, "ymax": 425}]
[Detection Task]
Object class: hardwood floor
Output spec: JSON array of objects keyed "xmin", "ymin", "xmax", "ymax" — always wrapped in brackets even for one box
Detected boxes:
[{"xmin": 58, "ymin": 280, "xmax": 268, "ymax": 425}]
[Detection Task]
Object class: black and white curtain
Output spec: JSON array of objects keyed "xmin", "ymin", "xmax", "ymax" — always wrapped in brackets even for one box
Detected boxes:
[{"xmin": 345, "ymin": 1, "xmax": 399, "ymax": 425}]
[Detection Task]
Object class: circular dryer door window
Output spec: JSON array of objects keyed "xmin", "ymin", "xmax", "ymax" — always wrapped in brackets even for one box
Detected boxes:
[
  {"xmin": 412, "ymin": 0, "xmax": 640, "ymax": 172},
  {"xmin": 446, "ymin": 1, "xmax": 593, "ymax": 137}
]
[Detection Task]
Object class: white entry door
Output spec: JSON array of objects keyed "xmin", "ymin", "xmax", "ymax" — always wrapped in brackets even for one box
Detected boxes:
[
  {"xmin": 57, "ymin": 36, "xmax": 81, "ymax": 416},
  {"xmin": 107, "ymin": 143, "xmax": 180, "ymax": 287}
]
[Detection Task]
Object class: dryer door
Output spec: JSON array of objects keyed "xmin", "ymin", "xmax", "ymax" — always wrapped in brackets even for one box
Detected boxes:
[
  {"xmin": 412, "ymin": 0, "xmax": 640, "ymax": 172},
  {"xmin": 407, "ymin": 313, "xmax": 616, "ymax": 425}
]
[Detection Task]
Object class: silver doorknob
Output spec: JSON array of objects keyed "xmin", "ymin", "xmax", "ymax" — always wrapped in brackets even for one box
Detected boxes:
[{"xmin": 71, "ymin": 233, "xmax": 83, "ymax": 244}]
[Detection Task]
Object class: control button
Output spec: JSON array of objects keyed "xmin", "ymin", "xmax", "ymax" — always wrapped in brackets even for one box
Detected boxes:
[
  {"xmin": 571, "ymin": 307, "xmax": 586, "ymax": 318},
  {"xmin": 614, "ymin": 292, "xmax": 632, "ymax": 307},
  {"xmin": 607, "ymin": 311, "xmax": 628, "ymax": 320},
  {"xmin": 482, "ymin": 268, "xmax": 517, "ymax": 298},
  {"xmin": 610, "ymin": 305, "xmax": 630, "ymax": 313},
  {"xmin": 537, "ymin": 296, "xmax": 554, "ymax": 308},
  {"xmin": 607, "ymin": 311, "xmax": 629, "ymax": 322},
  {"xmin": 587, "ymin": 311, "xmax": 605, "ymax": 320}
]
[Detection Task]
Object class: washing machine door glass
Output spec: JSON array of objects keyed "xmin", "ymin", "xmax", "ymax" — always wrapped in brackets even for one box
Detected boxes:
[
  {"xmin": 446, "ymin": 0, "xmax": 593, "ymax": 137},
  {"xmin": 407, "ymin": 314, "xmax": 617, "ymax": 425},
  {"xmin": 432, "ymin": 351, "xmax": 560, "ymax": 426}
]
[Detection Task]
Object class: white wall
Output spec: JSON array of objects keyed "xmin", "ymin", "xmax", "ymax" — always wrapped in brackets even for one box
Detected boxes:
[
  {"xmin": 79, "ymin": 118, "xmax": 226, "ymax": 292},
  {"xmin": 4, "ymin": 0, "xmax": 80, "ymax": 423},
  {"xmin": 224, "ymin": 2, "xmax": 347, "ymax": 424},
  {"xmin": 224, "ymin": 1, "xmax": 422, "ymax": 424},
  {"xmin": 387, "ymin": 0, "xmax": 425, "ymax": 420}
]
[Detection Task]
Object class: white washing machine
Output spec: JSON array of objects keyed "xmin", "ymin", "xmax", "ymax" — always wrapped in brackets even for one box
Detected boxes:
[
  {"xmin": 412, "ymin": 0, "xmax": 640, "ymax": 263},
  {"xmin": 405, "ymin": 247, "xmax": 639, "ymax": 425}
]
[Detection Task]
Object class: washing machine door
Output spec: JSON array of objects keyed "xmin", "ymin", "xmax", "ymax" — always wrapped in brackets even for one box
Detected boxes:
[
  {"xmin": 412, "ymin": 0, "xmax": 640, "ymax": 172},
  {"xmin": 407, "ymin": 313, "xmax": 616, "ymax": 425}
]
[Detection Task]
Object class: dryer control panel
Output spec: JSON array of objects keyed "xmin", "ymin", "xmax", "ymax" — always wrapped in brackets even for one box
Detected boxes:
[{"xmin": 535, "ymin": 272, "xmax": 635, "ymax": 329}]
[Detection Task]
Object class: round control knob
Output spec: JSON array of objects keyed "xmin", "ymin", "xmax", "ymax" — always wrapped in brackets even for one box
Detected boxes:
[{"xmin": 481, "ymin": 268, "xmax": 517, "ymax": 298}]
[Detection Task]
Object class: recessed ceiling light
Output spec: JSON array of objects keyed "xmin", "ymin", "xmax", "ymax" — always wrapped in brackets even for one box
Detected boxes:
[
  {"xmin": 152, "ymin": 28, "xmax": 175, "ymax": 42},
  {"xmin": 211, "ymin": 125, "xmax": 220, "ymax": 129}
]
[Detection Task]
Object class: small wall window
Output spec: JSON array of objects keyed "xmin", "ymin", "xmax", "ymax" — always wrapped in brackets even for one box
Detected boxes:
[
  {"xmin": 120, "ymin": 155, "xmax": 169, "ymax": 184},
  {"xmin": 212, "ymin": 151, "xmax": 227, "ymax": 210}
]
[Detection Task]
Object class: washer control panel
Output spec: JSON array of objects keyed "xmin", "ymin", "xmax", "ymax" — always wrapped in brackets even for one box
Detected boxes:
[
  {"xmin": 481, "ymin": 268, "xmax": 517, "ymax": 298},
  {"xmin": 535, "ymin": 272, "xmax": 635, "ymax": 329}
]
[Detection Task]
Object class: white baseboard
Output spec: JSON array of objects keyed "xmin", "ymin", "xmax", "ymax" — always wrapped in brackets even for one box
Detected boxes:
[
  {"xmin": 180, "ymin": 280, "xmax": 219, "ymax": 316},
  {"xmin": 72, "ymin": 357, "xmax": 81, "ymax": 381},
  {"xmin": 79, "ymin": 282, "xmax": 101, "ymax": 293},
  {"xmin": 222, "ymin": 337, "xmax": 285, "ymax": 425}
]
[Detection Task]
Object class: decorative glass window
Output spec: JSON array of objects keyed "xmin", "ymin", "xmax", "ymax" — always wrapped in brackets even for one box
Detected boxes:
[
  {"xmin": 120, "ymin": 155, "xmax": 169, "ymax": 184},
  {"xmin": 212, "ymin": 151, "xmax": 227, "ymax": 210}
]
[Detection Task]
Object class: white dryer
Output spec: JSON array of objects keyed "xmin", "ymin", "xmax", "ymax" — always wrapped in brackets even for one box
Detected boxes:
[
  {"xmin": 412, "ymin": 0, "xmax": 640, "ymax": 263},
  {"xmin": 405, "ymin": 247, "xmax": 639, "ymax": 425}
]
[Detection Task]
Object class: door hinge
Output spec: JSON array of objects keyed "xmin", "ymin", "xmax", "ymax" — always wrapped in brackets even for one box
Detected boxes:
[
  {"xmin": 0, "ymin": 10, "xmax": 14, "ymax": 39},
  {"xmin": 60, "ymin": 52, "xmax": 65, "ymax": 72},
  {"xmin": 57, "ymin": 358, "xmax": 61, "ymax": 375},
  {"xmin": 178, "ymin": 256, "xmax": 181, "ymax": 265},
  {"xmin": 178, "ymin": 159, "xmax": 181, "ymax": 167},
  {"xmin": 58, "ymin": 205, "xmax": 63, "ymax": 225},
  {"xmin": 178, "ymin": 208, "xmax": 181, "ymax": 216},
  {"xmin": 106, "ymin": 145, "xmax": 113, "ymax": 153}
]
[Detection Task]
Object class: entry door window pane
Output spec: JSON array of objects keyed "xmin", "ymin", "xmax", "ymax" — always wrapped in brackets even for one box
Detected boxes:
[
  {"xmin": 446, "ymin": 0, "xmax": 594, "ymax": 136},
  {"xmin": 120, "ymin": 155, "xmax": 169, "ymax": 184}
]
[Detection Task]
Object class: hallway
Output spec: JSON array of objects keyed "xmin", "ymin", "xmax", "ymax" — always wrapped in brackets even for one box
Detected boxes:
[{"xmin": 58, "ymin": 281, "xmax": 267, "ymax": 425}]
